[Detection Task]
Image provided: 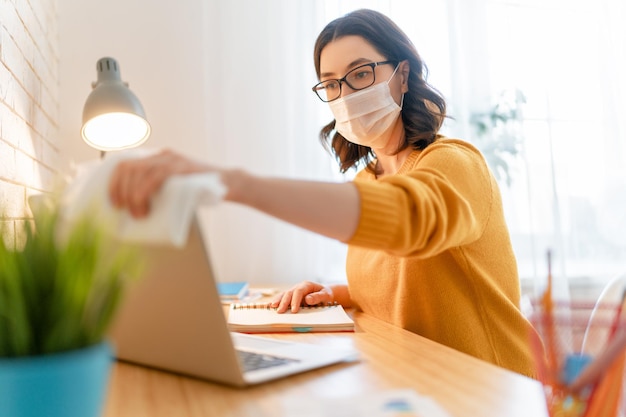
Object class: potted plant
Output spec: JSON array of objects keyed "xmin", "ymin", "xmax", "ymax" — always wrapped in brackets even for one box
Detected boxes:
[{"xmin": 0, "ymin": 198, "xmax": 143, "ymax": 417}]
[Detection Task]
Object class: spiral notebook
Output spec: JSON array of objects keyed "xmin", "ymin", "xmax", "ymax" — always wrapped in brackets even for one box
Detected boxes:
[{"xmin": 228, "ymin": 303, "xmax": 355, "ymax": 333}]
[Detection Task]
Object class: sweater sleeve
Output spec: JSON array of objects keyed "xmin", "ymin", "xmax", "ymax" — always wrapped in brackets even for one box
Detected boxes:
[{"xmin": 347, "ymin": 139, "xmax": 495, "ymax": 258}]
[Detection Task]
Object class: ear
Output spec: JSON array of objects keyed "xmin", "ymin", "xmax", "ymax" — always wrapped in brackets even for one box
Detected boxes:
[{"xmin": 399, "ymin": 60, "xmax": 410, "ymax": 93}]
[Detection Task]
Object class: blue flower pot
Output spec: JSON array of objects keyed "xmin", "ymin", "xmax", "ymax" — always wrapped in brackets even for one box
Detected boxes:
[{"xmin": 0, "ymin": 342, "xmax": 114, "ymax": 417}]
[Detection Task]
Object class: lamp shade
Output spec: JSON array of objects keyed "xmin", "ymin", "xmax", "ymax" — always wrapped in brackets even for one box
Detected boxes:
[{"xmin": 81, "ymin": 57, "xmax": 151, "ymax": 151}]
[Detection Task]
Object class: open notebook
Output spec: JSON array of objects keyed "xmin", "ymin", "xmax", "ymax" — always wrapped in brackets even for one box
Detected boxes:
[
  {"xmin": 228, "ymin": 303, "xmax": 355, "ymax": 333},
  {"xmin": 107, "ymin": 213, "xmax": 359, "ymax": 387}
]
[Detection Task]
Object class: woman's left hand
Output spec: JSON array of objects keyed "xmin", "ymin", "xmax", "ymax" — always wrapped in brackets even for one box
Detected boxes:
[{"xmin": 269, "ymin": 281, "xmax": 334, "ymax": 313}]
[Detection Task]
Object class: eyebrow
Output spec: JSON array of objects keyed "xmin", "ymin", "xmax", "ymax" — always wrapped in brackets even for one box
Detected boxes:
[{"xmin": 319, "ymin": 57, "xmax": 378, "ymax": 79}]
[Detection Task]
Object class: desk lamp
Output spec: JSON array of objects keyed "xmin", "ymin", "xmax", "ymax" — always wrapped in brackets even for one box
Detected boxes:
[{"xmin": 81, "ymin": 57, "xmax": 151, "ymax": 155}]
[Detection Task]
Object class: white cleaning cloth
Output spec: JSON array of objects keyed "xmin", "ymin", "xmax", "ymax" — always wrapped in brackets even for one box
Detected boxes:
[{"xmin": 60, "ymin": 149, "xmax": 226, "ymax": 248}]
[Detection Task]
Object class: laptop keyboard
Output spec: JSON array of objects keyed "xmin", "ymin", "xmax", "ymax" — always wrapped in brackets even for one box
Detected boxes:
[{"xmin": 237, "ymin": 350, "xmax": 300, "ymax": 372}]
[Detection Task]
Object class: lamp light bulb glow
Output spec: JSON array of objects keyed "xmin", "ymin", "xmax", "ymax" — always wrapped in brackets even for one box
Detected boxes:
[{"xmin": 81, "ymin": 112, "xmax": 151, "ymax": 151}]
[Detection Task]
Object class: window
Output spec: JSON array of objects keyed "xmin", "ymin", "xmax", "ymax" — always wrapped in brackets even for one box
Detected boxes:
[
  {"xmin": 480, "ymin": 0, "xmax": 626, "ymax": 290},
  {"xmin": 323, "ymin": 0, "xmax": 626, "ymax": 293}
]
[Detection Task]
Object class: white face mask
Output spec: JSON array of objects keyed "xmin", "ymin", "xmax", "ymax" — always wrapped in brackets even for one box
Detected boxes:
[{"xmin": 329, "ymin": 66, "xmax": 402, "ymax": 148}]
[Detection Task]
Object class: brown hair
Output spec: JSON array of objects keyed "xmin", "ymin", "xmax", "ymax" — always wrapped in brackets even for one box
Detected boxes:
[{"xmin": 313, "ymin": 9, "xmax": 447, "ymax": 173}]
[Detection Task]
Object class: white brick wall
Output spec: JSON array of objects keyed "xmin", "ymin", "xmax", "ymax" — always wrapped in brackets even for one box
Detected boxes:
[{"xmin": 0, "ymin": 0, "xmax": 60, "ymax": 245}]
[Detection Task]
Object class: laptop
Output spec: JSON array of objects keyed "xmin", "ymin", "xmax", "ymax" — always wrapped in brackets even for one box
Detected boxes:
[{"xmin": 107, "ymin": 212, "xmax": 358, "ymax": 387}]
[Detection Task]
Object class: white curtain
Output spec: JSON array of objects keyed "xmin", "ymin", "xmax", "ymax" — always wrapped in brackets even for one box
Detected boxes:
[
  {"xmin": 197, "ymin": 0, "xmax": 626, "ymax": 292},
  {"xmin": 198, "ymin": 0, "xmax": 348, "ymax": 285},
  {"xmin": 456, "ymin": 0, "xmax": 626, "ymax": 297}
]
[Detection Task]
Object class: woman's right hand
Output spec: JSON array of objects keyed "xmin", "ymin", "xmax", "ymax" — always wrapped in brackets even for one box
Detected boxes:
[
  {"xmin": 270, "ymin": 281, "xmax": 334, "ymax": 313},
  {"xmin": 108, "ymin": 149, "xmax": 212, "ymax": 218}
]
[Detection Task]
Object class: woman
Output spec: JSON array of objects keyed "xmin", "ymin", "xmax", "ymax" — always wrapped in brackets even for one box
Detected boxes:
[{"xmin": 109, "ymin": 9, "xmax": 536, "ymax": 378}]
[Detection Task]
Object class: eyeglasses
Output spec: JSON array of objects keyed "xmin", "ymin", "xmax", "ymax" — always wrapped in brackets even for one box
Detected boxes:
[{"xmin": 312, "ymin": 60, "xmax": 396, "ymax": 102}]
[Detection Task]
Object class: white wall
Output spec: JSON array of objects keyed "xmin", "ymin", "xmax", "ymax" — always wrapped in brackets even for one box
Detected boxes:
[
  {"xmin": 58, "ymin": 0, "xmax": 349, "ymax": 285},
  {"xmin": 0, "ymin": 0, "xmax": 60, "ymax": 245},
  {"xmin": 58, "ymin": 0, "xmax": 210, "ymax": 164}
]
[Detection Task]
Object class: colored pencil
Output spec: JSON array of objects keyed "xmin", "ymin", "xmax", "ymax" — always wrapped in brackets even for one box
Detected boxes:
[{"xmin": 541, "ymin": 250, "xmax": 559, "ymax": 389}]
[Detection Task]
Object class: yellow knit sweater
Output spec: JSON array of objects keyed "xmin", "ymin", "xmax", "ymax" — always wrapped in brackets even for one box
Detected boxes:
[{"xmin": 345, "ymin": 137, "xmax": 536, "ymax": 378}]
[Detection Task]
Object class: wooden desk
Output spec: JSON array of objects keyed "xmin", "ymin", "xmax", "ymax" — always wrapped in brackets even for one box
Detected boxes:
[{"xmin": 103, "ymin": 311, "xmax": 548, "ymax": 417}]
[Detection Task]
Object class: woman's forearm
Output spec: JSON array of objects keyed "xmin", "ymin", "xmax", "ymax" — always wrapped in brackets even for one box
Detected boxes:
[{"xmin": 221, "ymin": 169, "xmax": 360, "ymax": 242}]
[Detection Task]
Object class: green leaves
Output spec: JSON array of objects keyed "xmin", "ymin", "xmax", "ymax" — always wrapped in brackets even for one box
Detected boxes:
[
  {"xmin": 469, "ymin": 89, "xmax": 526, "ymax": 187},
  {"xmin": 0, "ymin": 204, "xmax": 143, "ymax": 357}
]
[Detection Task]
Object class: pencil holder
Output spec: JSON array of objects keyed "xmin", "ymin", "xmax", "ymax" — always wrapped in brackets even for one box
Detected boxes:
[{"xmin": 529, "ymin": 300, "xmax": 626, "ymax": 417}]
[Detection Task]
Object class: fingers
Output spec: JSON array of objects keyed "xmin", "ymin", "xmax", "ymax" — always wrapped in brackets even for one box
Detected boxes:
[
  {"xmin": 110, "ymin": 156, "xmax": 164, "ymax": 218},
  {"xmin": 276, "ymin": 290, "xmax": 297, "ymax": 314},
  {"xmin": 269, "ymin": 282, "xmax": 333, "ymax": 314},
  {"xmin": 108, "ymin": 149, "xmax": 210, "ymax": 218},
  {"xmin": 304, "ymin": 291, "xmax": 332, "ymax": 306},
  {"xmin": 270, "ymin": 288, "xmax": 302, "ymax": 314}
]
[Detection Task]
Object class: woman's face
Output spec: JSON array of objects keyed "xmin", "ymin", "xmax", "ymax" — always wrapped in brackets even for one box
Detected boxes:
[{"xmin": 319, "ymin": 35, "xmax": 407, "ymax": 105}]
